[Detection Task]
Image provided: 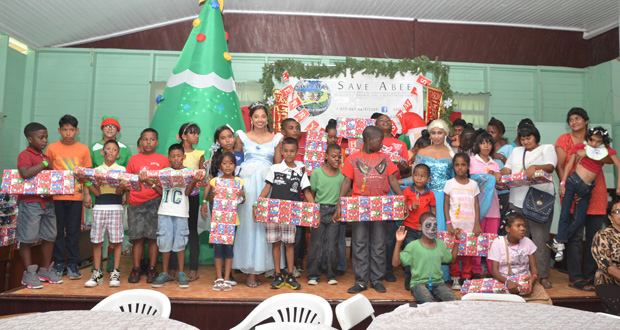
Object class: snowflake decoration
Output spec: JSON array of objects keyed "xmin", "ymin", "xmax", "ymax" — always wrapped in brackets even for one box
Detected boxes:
[
  {"xmin": 443, "ymin": 98, "xmax": 453, "ymax": 108},
  {"xmin": 267, "ymin": 96, "xmax": 275, "ymax": 106}
]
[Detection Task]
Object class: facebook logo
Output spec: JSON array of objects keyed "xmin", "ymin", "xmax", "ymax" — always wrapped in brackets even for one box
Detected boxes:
[{"xmin": 381, "ymin": 106, "xmax": 388, "ymax": 113}]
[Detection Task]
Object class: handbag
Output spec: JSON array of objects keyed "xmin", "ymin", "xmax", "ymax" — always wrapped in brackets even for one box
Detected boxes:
[{"xmin": 520, "ymin": 149, "xmax": 555, "ymax": 224}]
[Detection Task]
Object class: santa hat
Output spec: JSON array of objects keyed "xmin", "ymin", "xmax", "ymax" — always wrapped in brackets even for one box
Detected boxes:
[{"xmin": 101, "ymin": 116, "xmax": 121, "ymax": 132}]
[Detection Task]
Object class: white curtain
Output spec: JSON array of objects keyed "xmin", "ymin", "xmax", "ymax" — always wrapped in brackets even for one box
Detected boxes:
[{"xmin": 452, "ymin": 93, "xmax": 491, "ymax": 127}]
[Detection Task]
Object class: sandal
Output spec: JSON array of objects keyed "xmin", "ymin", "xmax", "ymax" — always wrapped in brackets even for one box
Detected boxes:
[
  {"xmin": 213, "ymin": 278, "xmax": 224, "ymax": 291},
  {"xmin": 246, "ymin": 281, "xmax": 260, "ymax": 288},
  {"xmin": 540, "ymin": 279, "xmax": 552, "ymax": 289},
  {"xmin": 188, "ymin": 275, "xmax": 200, "ymax": 282},
  {"xmin": 569, "ymin": 279, "xmax": 595, "ymax": 292}
]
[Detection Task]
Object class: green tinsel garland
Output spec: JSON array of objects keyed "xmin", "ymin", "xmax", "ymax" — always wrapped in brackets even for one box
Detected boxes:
[{"xmin": 260, "ymin": 56, "xmax": 454, "ymax": 121}]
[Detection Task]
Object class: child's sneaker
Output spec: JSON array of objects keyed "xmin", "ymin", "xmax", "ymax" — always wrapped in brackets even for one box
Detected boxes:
[
  {"xmin": 308, "ymin": 278, "xmax": 319, "ymax": 286},
  {"xmin": 38, "ymin": 262, "xmax": 63, "ymax": 284},
  {"xmin": 67, "ymin": 264, "xmax": 82, "ymax": 280},
  {"xmin": 347, "ymin": 283, "xmax": 367, "ymax": 294},
  {"xmin": 128, "ymin": 267, "xmax": 142, "ymax": 283},
  {"xmin": 285, "ymin": 273, "xmax": 302, "ymax": 290},
  {"xmin": 327, "ymin": 278, "xmax": 338, "ymax": 285},
  {"xmin": 177, "ymin": 272, "xmax": 189, "ymax": 288},
  {"xmin": 213, "ymin": 279, "xmax": 224, "ymax": 291},
  {"xmin": 554, "ymin": 249, "xmax": 565, "ymax": 262},
  {"xmin": 109, "ymin": 269, "xmax": 121, "ymax": 287},
  {"xmin": 85, "ymin": 269, "xmax": 104, "ymax": 287},
  {"xmin": 146, "ymin": 266, "xmax": 159, "ymax": 284},
  {"xmin": 22, "ymin": 265, "xmax": 43, "ymax": 289},
  {"xmin": 270, "ymin": 273, "xmax": 285, "ymax": 289},
  {"xmin": 451, "ymin": 277, "xmax": 462, "ymax": 290},
  {"xmin": 53, "ymin": 262, "xmax": 65, "ymax": 278},
  {"xmin": 151, "ymin": 272, "xmax": 171, "ymax": 288},
  {"xmin": 264, "ymin": 269, "xmax": 275, "ymax": 278}
]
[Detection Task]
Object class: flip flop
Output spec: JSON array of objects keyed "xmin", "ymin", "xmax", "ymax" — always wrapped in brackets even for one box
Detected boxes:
[
  {"xmin": 540, "ymin": 279, "xmax": 552, "ymax": 289},
  {"xmin": 569, "ymin": 279, "xmax": 595, "ymax": 292},
  {"xmin": 188, "ymin": 275, "xmax": 200, "ymax": 282}
]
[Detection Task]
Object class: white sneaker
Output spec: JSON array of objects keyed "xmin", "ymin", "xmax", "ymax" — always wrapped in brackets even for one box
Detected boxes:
[
  {"xmin": 327, "ymin": 278, "xmax": 338, "ymax": 285},
  {"xmin": 308, "ymin": 278, "xmax": 318, "ymax": 286},
  {"xmin": 451, "ymin": 277, "xmax": 461, "ymax": 290},
  {"xmin": 85, "ymin": 269, "xmax": 103, "ymax": 287},
  {"xmin": 292, "ymin": 267, "xmax": 301, "ymax": 278},
  {"xmin": 109, "ymin": 269, "xmax": 121, "ymax": 287}
]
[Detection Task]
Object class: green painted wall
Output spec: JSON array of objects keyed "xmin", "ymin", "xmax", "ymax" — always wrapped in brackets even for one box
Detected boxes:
[{"xmin": 1, "ymin": 47, "xmax": 618, "ymax": 173}]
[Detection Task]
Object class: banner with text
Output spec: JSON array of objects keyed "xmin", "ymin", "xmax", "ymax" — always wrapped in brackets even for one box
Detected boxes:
[{"xmin": 288, "ymin": 72, "xmax": 424, "ymax": 132}]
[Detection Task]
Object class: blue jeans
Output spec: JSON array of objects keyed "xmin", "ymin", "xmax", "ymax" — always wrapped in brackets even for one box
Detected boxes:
[
  {"xmin": 411, "ymin": 282, "xmax": 457, "ymax": 303},
  {"xmin": 402, "ymin": 227, "xmax": 424, "ymax": 284},
  {"xmin": 557, "ymin": 172, "xmax": 595, "ymax": 243}
]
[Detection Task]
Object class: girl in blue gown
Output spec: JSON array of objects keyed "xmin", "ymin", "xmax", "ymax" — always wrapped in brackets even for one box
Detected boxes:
[
  {"xmin": 414, "ymin": 120, "xmax": 455, "ymax": 280},
  {"xmin": 232, "ymin": 102, "xmax": 282, "ymax": 287}
]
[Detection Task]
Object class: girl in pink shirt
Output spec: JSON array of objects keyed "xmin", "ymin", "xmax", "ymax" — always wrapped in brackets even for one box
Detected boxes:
[{"xmin": 470, "ymin": 133, "xmax": 501, "ymax": 278}]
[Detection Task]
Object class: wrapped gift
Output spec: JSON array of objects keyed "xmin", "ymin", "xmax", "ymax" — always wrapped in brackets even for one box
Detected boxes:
[
  {"xmin": 1, "ymin": 169, "xmax": 74, "ymax": 195},
  {"xmin": 336, "ymin": 117, "xmax": 375, "ymax": 139},
  {"xmin": 461, "ymin": 275, "xmax": 531, "ymax": 295},
  {"xmin": 339, "ymin": 195, "xmax": 406, "ymax": 222},
  {"xmin": 209, "ymin": 178, "xmax": 242, "ymax": 245},
  {"xmin": 74, "ymin": 167, "xmax": 142, "ymax": 191},
  {"xmin": 506, "ymin": 274, "xmax": 532, "ymax": 295},
  {"xmin": 304, "ymin": 131, "xmax": 328, "ymax": 175},
  {"xmin": 143, "ymin": 169, "xmax": 208, "ymax": 188},
  {"xmin": 437, "ymin": 232, "xmax": 498, "ymax": 257},
  {"xmin": 254, "ymin": 197, "xmax": 320, "ymax": 228},
  {"xmin": 496, "ymin": 170, "xmax": 553, "ymax": 190}
]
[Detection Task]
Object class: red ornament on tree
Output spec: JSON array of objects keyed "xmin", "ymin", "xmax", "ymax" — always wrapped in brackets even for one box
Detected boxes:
[{"xmin": 196, "ymin": 33, "xmax": 206, "ymax": 42}]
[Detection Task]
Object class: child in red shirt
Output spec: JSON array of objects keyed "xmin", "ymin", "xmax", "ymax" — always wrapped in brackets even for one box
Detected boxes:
[{"xmin": 334, "ymin": 126, "xmax": 408, "ymax": 294}]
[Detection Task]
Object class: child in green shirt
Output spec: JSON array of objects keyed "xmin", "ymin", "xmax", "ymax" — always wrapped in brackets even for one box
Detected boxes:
[{"xmin": 393, "ymin": 212, "xmax": 460, "ymax": 303}]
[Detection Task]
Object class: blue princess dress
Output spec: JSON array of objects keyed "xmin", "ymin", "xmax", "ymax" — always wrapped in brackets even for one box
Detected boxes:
[
  {"xmin": 232, "ymin": 131, "xmax": 283, "ymax": 274},
  {"xmin": 415, "ymin": 154, "xmax": 454, "ymax": 281}
]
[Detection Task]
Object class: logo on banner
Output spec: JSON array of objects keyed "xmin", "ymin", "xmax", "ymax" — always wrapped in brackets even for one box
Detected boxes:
[
  {"xmin": 417, "ymin": 75, "xmax": 432, "ymax": 86},
  {"xmin": 381, "ymin": 106, "xmax": 388, "ymax": 113},
  {"xmin": 280, "ymin": 85, "xmax": 294, "ymax": 98},
  {"xmin": 403, "ymin": 99, "xmax": 413, "ymax": 112},
  {"xmin": 282, "ymin": 72, "xmax": 289, "ymax": 81},
  {"xmin": 294, "ymin": 109, "xmax": 310, "ymax": 122},
  {"xmin": 293, "ymin": 79, "xmax": 332, "ymax": 116},
  {"xmin": 411, "ymin": 86, "xmax": 418, "ymax": 96},
  {"xmin": 304, "ymin": 120, "xmax": 320, "ymax": 131}
]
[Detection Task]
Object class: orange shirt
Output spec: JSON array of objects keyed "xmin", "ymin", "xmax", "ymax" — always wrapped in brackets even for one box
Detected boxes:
[{"xmin": 45, "ymin": 141, "xmax": 92, "ymax": 201}]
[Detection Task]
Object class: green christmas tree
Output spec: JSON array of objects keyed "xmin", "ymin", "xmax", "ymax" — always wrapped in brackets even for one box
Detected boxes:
[{"xmin": 151, "ymin": 0, "xmax": 244, "ymax": 155}]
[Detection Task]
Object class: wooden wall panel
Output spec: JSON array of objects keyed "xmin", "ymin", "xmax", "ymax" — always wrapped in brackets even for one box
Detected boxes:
[
  {"xmin": 70, "ymin": 14, "xmax": 620, "ymax": 68},
  {"xmin": 588, "ymin": 28, "xmax": 619, "ymax": 67}
]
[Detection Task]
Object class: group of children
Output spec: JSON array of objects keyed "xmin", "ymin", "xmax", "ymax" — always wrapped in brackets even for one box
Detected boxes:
[{"xmin": 15, "ymin": 109, "xmax": 618, "ymax": 304}]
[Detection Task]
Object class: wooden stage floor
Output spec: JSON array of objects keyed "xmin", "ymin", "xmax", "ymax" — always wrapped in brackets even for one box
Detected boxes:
[{"xmin": 0, "ymin": 256, "xmax": 603, "ymax": 329}]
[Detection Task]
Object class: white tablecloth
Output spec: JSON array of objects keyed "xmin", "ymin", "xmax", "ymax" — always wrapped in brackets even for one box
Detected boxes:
[
  {"xmin": 0, "ymin": 310, "xmax": 198, "ymax": 330},
  {"xmin": 368, "ymin": 301, "xmax": 618, "ymax": 330}
]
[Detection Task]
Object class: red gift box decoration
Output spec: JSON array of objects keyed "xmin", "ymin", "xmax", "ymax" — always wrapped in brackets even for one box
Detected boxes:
[
  {"xmin": 254, "ymin": 197, "xmax": 320, "ymax": 228},
  {"xmin": 336, "ymin": 117, "xmax": 375, "ymax": 139},
  {"xmin": 437, "ymin": 231, "xmax": 498, "ymax": 257},
  {"xmin": 495, "ymin": 170, "xmax": 553, "ymax": 190},
  {"xmin": 460, "ymin": 275, "xmax": 532, "ymax": 295},
  {"xmin": 339, "ymin": 195, "xmax": 406, "ymax": 222},
  {"xmin": 304, "ymin": 131, "xmax": 328, "ymax": 175},
  {"xmin": 209, "ymin": 178, "xmax": 242, "ymax": 245},
  {"xmin": 1, "ymin": 169, "xmax": 75, "ymax": 195}
]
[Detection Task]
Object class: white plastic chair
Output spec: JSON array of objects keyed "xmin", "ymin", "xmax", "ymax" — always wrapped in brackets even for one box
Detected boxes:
[
  {"xmin": 596, "ymin": 312, "xmax": 620, "ymax": 320},
  {"xmin": 230, "ymin": 293, "xmax": 333, "ymax": 330},
  {"xmin": 461, "ymin": 292, "xmax": 526, "ymax": 303},
  {"xmin": 91, "ymin": 289, "xmax": 171, "ymax": 318},
  {"xmin": 335, "ymin": 294, "xmax": 375, "ymax": 330}
]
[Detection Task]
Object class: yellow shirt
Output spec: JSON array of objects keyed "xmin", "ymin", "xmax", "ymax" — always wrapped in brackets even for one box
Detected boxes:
[
  {"xmin": 184, "ymin": 149, "xmax": 205, "ymax": 170},
  {"xmin": 210, "ymin": 177, "xmax": 244, "ymax": 226}
]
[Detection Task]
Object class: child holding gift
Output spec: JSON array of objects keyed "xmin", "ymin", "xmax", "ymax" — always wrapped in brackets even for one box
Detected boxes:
[
  {"xmin": 334, "ymin": 126, "xmax": 408, "ymax": 294},
  {"xmin": 488, "ymin": 212, "xmax": 550, "ymax": 303},
  {"xmin": 46, "ymin": 114, "xmax": 92, "ymax": 280},
  {"xmin": 470, "ymin": 132, "xmax": 501, "ymax": 278},
  {"xmin": 550, "ymin": 127, "xmax": 620, "ymax": 262},
  {"xmin": 444, "ymin": 153, "xmax": 481, "ymax": 290},
  {"xmin": 16, "ymin": 122, "xmax": 64, "ymax": 289},
  {"xmin": 306, "ymin": 143, "xmax": 345, "ymax": 286},
  {"xmin": 77, "ymin": 140, "xmax": 125, "ymax": 287},
  {"xmin": 254, "ymin": 137, "xmax": 315, "ymax": 290},
  {"xmin": 209, "ymin": 125, "xmax": 244, "ymax": 178},
  {"xmin": 201, "ymin": 152, "xmax": 245, "ymax": 292},
  {"xmin": 401, "ymin": 163, "xmax": 436, "ymax": 290},
  {"xmin": 149, "ymin": 144, "xmax": 204, "ymax": 289},
  {"xmin": 393, "ymin": 212, "xmax": 460, "ymax": 303},
  {"xmin": 125, "ymin": 128, "xmax": 169, "ymax": 284}
]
